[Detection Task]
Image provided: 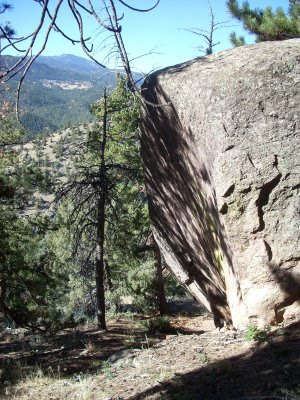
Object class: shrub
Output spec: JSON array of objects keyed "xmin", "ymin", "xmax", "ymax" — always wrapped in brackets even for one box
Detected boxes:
[
  {"xmin": 244, "ymin": 324, "xmax": 271, "ymax": 343},
  {"xmin": 140, "ymin": 316, "xmax": 174, "ymax": 334}
]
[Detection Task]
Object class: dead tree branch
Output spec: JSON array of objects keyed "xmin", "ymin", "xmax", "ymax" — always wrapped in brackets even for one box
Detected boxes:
[
  {"xmin": 0, "ymin": 0, "xmax": 161, "ymax": 117},
  {"xmin": 184, "ymin": 1, "xmax": 234, "ymax": 55}
]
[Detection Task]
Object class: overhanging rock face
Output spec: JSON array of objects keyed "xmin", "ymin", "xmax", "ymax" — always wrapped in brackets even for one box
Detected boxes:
[{"xmin": 141, "ymin": 39, "xmax": 300, "ymax": 328}]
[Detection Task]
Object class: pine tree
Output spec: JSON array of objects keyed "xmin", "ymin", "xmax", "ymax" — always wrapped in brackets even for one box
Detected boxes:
[
  {"xmin": 227, "ymin": 0, "xmax": 300, "ymax": 46},
  {"xmin": 0, "ymin": 2, "xmax": 15, "ymax": 63},
  {"xmin": 229, "ymin": 32, "xmax": 246, "ymax": 47},
  {"xmin": 0, "ymin": 105, "xmax": 65, "ymax": 329},
  {"xmin": 57, "ymin": 78, "xmax": 142, "ymax": 329},
  {"xmin": 54, "ymin": 78, "xmax": 169, "ymax": 327}
]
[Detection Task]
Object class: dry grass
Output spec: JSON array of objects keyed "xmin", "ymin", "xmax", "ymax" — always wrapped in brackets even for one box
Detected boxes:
[
  {"xmin": 2, "ymin": 367, "xmax": 101, "ymax": 400},
  {"xmin": 1, "ymin": 317, "xmax": 299, "ymax": 400}
]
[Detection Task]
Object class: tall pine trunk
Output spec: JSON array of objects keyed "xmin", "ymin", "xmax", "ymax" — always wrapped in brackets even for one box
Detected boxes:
[
  {"xmin": 95, "ymin": 89, "xmax": 108, "ymax": 330},
  {"xmin": 95, "ymin": 199, "xmax": 106, "ymax": 330},
  {"xmin": 0, "ymin": 278, "xmax": 7, "ymax": 316}
]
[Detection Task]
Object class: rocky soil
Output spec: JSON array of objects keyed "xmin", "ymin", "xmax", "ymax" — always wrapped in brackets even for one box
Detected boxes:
[{"xmin": 1, "ymin": 311, "xmax": 299, "ymax": 400}]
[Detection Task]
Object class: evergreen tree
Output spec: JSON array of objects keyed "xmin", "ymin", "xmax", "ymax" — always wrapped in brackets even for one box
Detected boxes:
[
  {"xmin": 0, "ymin": 3, "xmax": 15, "ymax": 38},
  {"xmin": 57, "ymin": 78, "xmax": 142, "ymax": 329},
  {"xmin": 0, "ymin": 104, "xmax": 65, "ymax": 329},
  {"xmin": 55, "ymin": 78, "xmax": 168, "ymax": 328},
  {"xmin": 227, "ymin": 0, "xmax": 300, "ymax": 46},
  {"xmin": 0, "ymin": 2, "xmax": 15, "ymax": 62},
  {"xmin": 229, "ymin": 32, "xmax": 246, "ymax": 47}
]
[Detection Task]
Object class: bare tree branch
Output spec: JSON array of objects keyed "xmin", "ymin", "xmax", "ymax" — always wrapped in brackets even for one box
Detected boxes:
[
  {"xmin": 0, "ymin": 0, "xmax": 163, "ymax": 116},
  {"xmin": 0, "ymin": 0, "xmax": 50, "ymax": 80},
  {"xmin": 88, "ymin": 0, "xmax": 121, "ymax": 32},
  {"xmin": 43, "ymin": 4, "xmax": 90, "ymax": 44},
  {"xmin": 117, "ymin": 0, "xmax": 160, "ymax": 13},
  {"xmin": 16, "ymin": 0, "xmax": 65, "ymax": 121},
  {"xmin": 0, "ymin": 31, "xmax": 35, "ymax": 53},
  {"xmin": 184, "ymin": 1, "xmax": 234, "ymax": 55}
]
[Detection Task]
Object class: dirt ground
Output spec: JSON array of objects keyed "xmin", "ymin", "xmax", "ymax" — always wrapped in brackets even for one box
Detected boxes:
[{"xmin": 0, "ymin": 304, "xmax": 299, "ymax": 400}]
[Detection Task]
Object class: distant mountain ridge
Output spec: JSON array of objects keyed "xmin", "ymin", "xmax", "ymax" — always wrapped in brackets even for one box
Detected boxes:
[
  {"xmin": 2, "ymin": 54, "xmax": 114, "ymax": 83},
  {"xmin": 38, "ymin": 54, "xmax": 106, "ymax": 75},
  {"xmin": 1, "ymin": 54, "xmax": 123, "ymax": 138}
]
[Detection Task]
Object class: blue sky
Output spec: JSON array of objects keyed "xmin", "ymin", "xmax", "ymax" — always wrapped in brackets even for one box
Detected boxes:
[{"xmin": 3, "ymin": 0, "xmax": 290, "ymax": 72}]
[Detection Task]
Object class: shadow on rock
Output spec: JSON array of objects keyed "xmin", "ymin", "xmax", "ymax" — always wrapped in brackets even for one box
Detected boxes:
[{"xmin": 141, "ymin": 78, "xmax": 236, "ymax": 327}]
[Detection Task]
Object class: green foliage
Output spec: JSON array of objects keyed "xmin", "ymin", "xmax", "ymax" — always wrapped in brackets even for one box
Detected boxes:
[
  {"xmin": 0, "ymin": 79, "xmax": 176, "ymax": 330},
  {"xmin": 1, "ymin": 54, "xmax": 115, "ymax": 138},
  {"xmin": 99, "ymin": 360, "xmax": 116, "ymax": 379},
  {"xmin": 89, "ymin": 77, "xmax": 141, "ymax": 177},
  {"xmin": 43, "ymin": 201, "xmax": 92, "ymax": 325},
  {"xmin": 2, "ymin": 80, "xmax": 98, "ymax": 139},
  {"xmin": 244, "ymin": 324, "xmax": 271, "ymax": 343},
  {"xmin": 227, "ymin": 0, "xmax": 300, "ymax": 46},
  {"xmin": 229, "ymin": 32, "xmax": 246, "ymax": 47},
  {"xmin": 1, "ymin": 218, "xmax": 60, "ymax": 327},
  {"xmin": 49, "ymin": 78, "xmax": 148, "ymax": 325},
  {"xmin": 0, "ymin": 106, "xmax": 69, "ymax": 329},
  {"xmin": 164, "ymin": 274, "xmax": 186, "ymax": 300},
  {"xmin": 0, "ymin": 2, "xmax": 15, "ymax": 42},
  {"xmin": 139, "ymin": 316, "xmax": 174, "ymax": 334},
  {"xmin": 49, "ymin": 78, "xmax": 169, "ymax": 324},
  {"xmin": 21, "ymin": 112, "xmax": 58, "ymax": 136}
]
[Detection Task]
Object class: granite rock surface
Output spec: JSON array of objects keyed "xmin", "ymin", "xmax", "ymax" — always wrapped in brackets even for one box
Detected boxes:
[{"xmin": 141, "ymin": 39, "xmax": 300, "ymax": 328}]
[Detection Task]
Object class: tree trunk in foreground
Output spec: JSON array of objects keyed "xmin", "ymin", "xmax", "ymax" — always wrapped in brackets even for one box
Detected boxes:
[
  {"xmin": 95, "ymin": 89, "xmax": 108, "ymax": 331},
  {"xmin": 95, "ymin": 204, "xmax": 106, "ymax": 330}
]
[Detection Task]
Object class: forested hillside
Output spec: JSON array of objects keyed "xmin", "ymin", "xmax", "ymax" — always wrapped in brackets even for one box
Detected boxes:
[{"xmin": 2, "ymin": 55, "xmax": 121, "ymax": 138}]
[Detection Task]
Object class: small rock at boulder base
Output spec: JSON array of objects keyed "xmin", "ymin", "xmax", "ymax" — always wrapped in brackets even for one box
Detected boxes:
[{"xmin": 141, "ymin": 39, "xmax": 300, "ymax": 329}]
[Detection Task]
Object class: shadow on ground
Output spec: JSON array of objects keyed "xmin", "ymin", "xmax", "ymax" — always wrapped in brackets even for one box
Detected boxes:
[
  {"xmin": 0, "ymin": 319, "xmax": 163, "ymax": 387},
  {"xmin": 1, "ymin": 314, "xmax": 299, "ymax": 400},
  {"xmin": 167, "ymin": 299, "xmax": 207, "ymax": 315},
  {"xmin": 0, "ymin": 298, "xmax": 208, "ymax": 391},
  {"xmin": 128, "ymin": 321, "xmax": 300, "ymax": 400}
]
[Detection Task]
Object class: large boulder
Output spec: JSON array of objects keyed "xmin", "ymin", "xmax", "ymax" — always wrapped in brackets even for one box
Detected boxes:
[{"xmin": 141, "ymin": 39, "xmax": 300, "ymax": 328}]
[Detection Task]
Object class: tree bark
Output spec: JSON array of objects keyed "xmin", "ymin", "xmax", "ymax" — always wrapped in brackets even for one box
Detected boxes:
[
  {"xmin": 95, "ymin": 200, "xmax": 106, "ymax": 330},
  {"xmin": 95, "ymin": 89, "xmax": 108, "ymax": 331},
  {"xmin": 0, "ymin": 278, "xmax": 7, "ymax": 315},
  {"xmin": 0, "ymin": 277, "xmax": 24, "ymax": 326}
]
